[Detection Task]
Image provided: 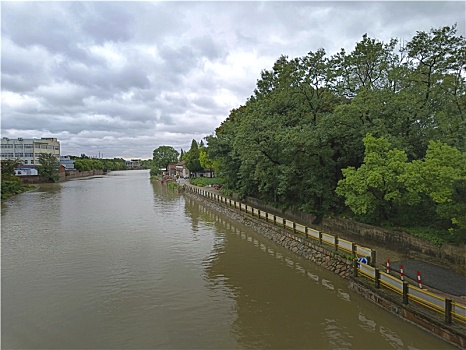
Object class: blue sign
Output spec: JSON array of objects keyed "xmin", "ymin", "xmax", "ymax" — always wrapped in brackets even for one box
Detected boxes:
[{"xmin": 357, "ymin": 257, "xmax": 368, "ymax": 264}]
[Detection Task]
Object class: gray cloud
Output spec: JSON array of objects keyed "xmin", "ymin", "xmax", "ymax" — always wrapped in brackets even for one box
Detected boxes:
[{"xmin": 2, "ymin": 1, "xmax": 464, "ymax": 159}]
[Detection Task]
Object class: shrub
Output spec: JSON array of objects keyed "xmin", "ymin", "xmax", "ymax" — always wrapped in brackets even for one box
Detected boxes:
[{"xmin": 190, "ymin": 177, "xmax": 221, "ymax": 187}]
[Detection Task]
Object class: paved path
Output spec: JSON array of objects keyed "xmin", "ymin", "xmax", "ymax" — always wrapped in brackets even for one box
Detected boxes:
[{"xmin": 390, "ymin": 259, "xmax": 466, "ymax": 297}]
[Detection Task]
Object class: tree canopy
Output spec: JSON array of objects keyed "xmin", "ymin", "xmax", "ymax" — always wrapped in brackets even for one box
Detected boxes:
[
  {"xmin": 163, "ymin": 25, "xmax": 466, "ymax": 243},
  {"xmin": 151, "ymin": 146, "xmax": 180, "ymax": 175},
  {"xmin": 37, "ymin": 153, "xmax": 60, "ymax": 182}
]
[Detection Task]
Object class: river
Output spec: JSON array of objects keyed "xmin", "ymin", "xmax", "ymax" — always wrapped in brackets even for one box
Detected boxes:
[{"xmin": 1, "ymin": 170, "xmax": 454, "ymax": 349}]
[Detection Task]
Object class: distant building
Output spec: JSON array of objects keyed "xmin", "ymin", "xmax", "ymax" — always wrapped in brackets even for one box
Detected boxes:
[
  {"xmin": 60, "ymin": 156, "xmax": 76, "ymax": 170},
  {"xmin": 167, "ymin": 163, "xmax": 177, "ymax": 176},
  {"xmin": 175, "ymin": 161, "xmax": 189, "ymax": 178},
  {"xmin": 1, "ymin": 137, "xmax": 60, "ymax": 165},
  {"xmin": 125, "ymin": 159, "xmax": 142, "ymax": 169},
  {"xmin": 14, "ymin": 165, "xmax": 39, "ymax": 176}
]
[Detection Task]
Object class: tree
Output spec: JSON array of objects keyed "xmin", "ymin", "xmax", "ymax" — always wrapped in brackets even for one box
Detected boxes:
[
  {"xmin": 184, "ymin": 140, "xmax": 203, "ymax": 174},
  {"xmin": 336, "ymin": 134, "xmax": 416, "ymax": 223},
  {"xmin": 1, "ymin": 158, "xmax": 21, "ymax": 178},
  {"xmin": 199, "ymin": 147, "xmax": 214, "ymax": 177},
  {"xmin": 37, "ymin": 153, "xmax": 60, "ymax": 182},
  {"xmin": 1, "ymin": 158, "xmax": 26, "ymax": 200},
  {"xmin": 402, "ymin": 141, "xmax": 466, "ymax": 234},
  {"xmin": 331, "ymin": 34, "xmax": 397, "ymax": 97},
  {"xmin": 152, "ymin": 146, "xmax": 180, "ymax": 173}
]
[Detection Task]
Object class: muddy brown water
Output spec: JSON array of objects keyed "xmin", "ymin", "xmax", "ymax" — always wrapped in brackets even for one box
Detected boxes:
[{"xmin": 1, "ymin": 170, "xmax": 454, "ymax": 349}]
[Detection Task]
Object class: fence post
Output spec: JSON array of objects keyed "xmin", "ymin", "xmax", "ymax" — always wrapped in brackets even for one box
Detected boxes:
[
  {"xmin": 258, "ymin": 209, "xmax": 260, "ymax": 218},
  {"xmin": 353, "ymin": 259, "xmax": 358, "ymax": 277},
  {"xmin": 351, "ymin": 243, "xmax": 356, "ymax": 257},
  {"xmin": 305, "ymin": 227, "xmax": 308, "ymax": 239},
  {"xmin": 274, "ymin": 215, "xmax": 276, "ymax": 225},
  {"xmin": 335, "ymin": 235, "xmax": 339, "ymax": 251},
  {"xmin": 445, "ymin": 299, "xmax": 452, "ymax": 325},
  {"xmin": 402, "ymin": 282, "xmax": 409, "ymax": 304},
  {"xmin": 374, "ymin": 269, "xmax": 380, "ymax": 289},
  {"xmin": 370, "ymin": 250, "xmax": 377, "ymax": 267},
  {"xmin": 283, "ymin": 219, "xmax": 286, "ymax": 229},
  {"xmin": 293, "ymin": 222, "xmax": 296, "ymax": 233},
  {"xmin": 318, "ymin": 232, "xmax": 322, "ymax": 245}
]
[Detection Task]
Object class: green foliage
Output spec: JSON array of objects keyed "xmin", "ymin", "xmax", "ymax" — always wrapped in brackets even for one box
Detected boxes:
[
  {"xmin": 1, "ymin": 158, "xmax": 21, "ymax": 177},
  {"xmin": 1, "ymin": 159, "xmax": 34, "ymax": 199},
  {"xmin": 157, "ymin": 24, "xmax": 466, "ymax": 244},
  {"xmin": 1, "ymin": 177, "xmax": 26, "ymax": 200},
  {"xmin": 336, "ymin": 134, "xmax": 418, "ymax": 222},
  {"xmin": 389, "ymin": 226, "xmax": 454, "ymax": 246},
  {"xmin": 338, "ymin": 134, "xmax": 466, "ymax": 242},
  {"xmin": 184, "ymin": 139, "xmax": 203, "ymax": 173},
  {"xmin": 190, "ymin": 177, "xmax": 221, "ymax": 187},
  {"xmin": 37, "ymin": 153, "xmax": 60, "ymax": 182},
  {"xmin": 167, "ymin": 182, "xmax": 183, "ymax": 190},
  {"xmin": 152, "ymin": 146, "xmax": 180, "ymax": 173},
  {"xmin": 73, "ymin": 157, "xmax": 124, "ymax": 172}
]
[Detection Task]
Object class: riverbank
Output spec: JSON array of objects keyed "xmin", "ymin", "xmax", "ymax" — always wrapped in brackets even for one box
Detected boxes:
[{"xmin": 183, "ymin": 187, "xmax": 466, "ymax": 349}]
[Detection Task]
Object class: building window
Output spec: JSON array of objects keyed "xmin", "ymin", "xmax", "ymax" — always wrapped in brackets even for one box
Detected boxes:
[
  {"xmin": 31, "ymin": 160, "xmax": 34, "ymax": 164},
  {"xmin": 24, "ymin": 160, "xmax": 28, "ymax": 164},
  {"xmin": 24, "ymin": 144, "xmax": 33, "ymax": 149}
]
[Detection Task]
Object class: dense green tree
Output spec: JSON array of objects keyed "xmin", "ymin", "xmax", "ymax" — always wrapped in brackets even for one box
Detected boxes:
[
  {"xmin": 199, "ymin": 146, "xmax": 214, "ymax": 177},
  {"xmin": 37, "ymin": 153, "xmax": 60, "ymax": 182},
  {"xmin": 152, "ymin": 146, "xmax": 180, "ymax": 174},
  {"xmin": 1, "ymin": 159, "xmax": 29, "ymax": 200},
  {"xmin": 205, "ymin": 107, "xmax": 244, "ymax": 189},
  {"xmin": 198, "ymin": 24, "xmax": 466, "ymax": 240},
  {"xmin": 1, "ymin": 158, "xmax": 21, "ymax": 177},
  {"xmin": 185, "ymin": 140, "xmax": 203, "ymax": 174},
  {"xmin": 403, "ymin": 141, "xmax": 466, "ymax": 234},
  {"xmin": 336, "ymin": 134, "xmax": 417, "ymax": 223}
]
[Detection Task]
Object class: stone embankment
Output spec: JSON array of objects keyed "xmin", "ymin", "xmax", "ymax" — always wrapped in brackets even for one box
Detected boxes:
[
  {"xmin": 184, "ymin": 188, "xmax": 466, "ymax": 349},
  {"xmin": 184, "ymin": 190, "xmax": 354, "ymax": 279}
]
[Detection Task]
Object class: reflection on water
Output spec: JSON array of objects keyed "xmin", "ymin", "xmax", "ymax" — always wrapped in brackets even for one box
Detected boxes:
[
  {"xmin": 1, "ymin": 171, "xmax": 454, "ymax": 349},
  {"xmin": 186, "ymin": 197, "xmax": 453, "ymax": 350}
]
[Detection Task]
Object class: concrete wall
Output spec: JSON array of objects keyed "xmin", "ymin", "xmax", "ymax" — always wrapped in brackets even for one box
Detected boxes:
[
  {"xmin": 19, "ymin": 169, "xmax": 105, "ymax": 183},
  {"xmin": 60, "ymin": 169, "xmax": 104, "ymax": 181},
  {"xmin": 348, "ymin": 279, "xmax": 466, "ymax": 349}
]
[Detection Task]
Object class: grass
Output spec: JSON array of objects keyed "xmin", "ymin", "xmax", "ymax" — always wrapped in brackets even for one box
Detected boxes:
[{"xmin": 190, "ymin": 177, "xmax": 221, "ymax": 187}]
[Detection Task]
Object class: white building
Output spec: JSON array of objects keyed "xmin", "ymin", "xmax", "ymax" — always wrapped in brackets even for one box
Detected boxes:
[
  {"xmin": 60, "ymin": 156, "xmax": 75, "ymax": 170},
  {"xmin": 1, "ymin": 137, "xmax": 60, "ymax": 165},
  {"xmin": 14, "ymin": 166, "xmax": 39, "ymax": 176}
]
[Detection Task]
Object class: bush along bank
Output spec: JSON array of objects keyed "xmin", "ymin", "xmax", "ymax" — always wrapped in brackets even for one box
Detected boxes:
[{"xmin": 184, "ymin": 188, "xmax": 466, "ymax": 349}]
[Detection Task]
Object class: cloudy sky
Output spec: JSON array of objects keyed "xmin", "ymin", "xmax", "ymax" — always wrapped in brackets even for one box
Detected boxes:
[{"xmin": 1, "ymin": 1, "xmax": 464, "ymax": 160}]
